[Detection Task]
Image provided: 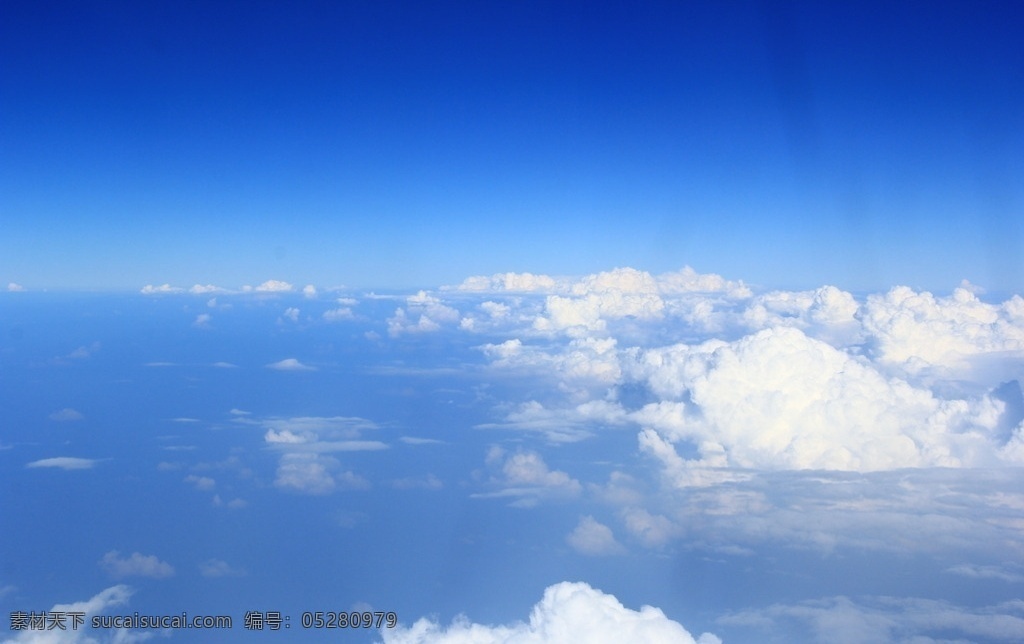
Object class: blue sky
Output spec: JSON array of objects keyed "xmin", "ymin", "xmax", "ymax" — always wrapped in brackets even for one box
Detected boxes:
[
  {"xmin": 2, "ymin": 0, "xmax": 1022, "ymax": 292},
  {"xmin": 3, "ymin": 2, "xmax": 1024, "ymax": 644}
]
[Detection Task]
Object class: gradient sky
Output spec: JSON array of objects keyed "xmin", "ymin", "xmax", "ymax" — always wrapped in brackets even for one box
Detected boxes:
[{"xmin": 2, "ymin": 1, "xmax": 1022, "ymax": 291}]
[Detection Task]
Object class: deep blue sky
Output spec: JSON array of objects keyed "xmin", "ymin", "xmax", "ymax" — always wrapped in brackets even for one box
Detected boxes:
[{"xmin": 2, "ymin": 1, "xmax": 1022, "ymax": 291}]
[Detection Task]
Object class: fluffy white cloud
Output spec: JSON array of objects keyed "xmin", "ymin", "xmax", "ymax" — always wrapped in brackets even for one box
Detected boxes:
[
  {"xmin": 657, "ymin": 266, "xmax": 751, "ymax": 297},
  {"xmin": 379, "ymin": 581, "xmax": 720, "ymax": 644},
  {"xmin": 192, "ymin": 313, "xmax": 212, "ymax": 328},
  {"xmin": 1, "ymin": 585, "xmax": 135, "ymax": 644},
  {"xmin": 387, "ymin": 291, "xmax": 461, "ymax": 336},
  {"xmin": 26, "ymin": 457, "xmax": 97, "ymax": 470},
  {"xmin": 266, "ymin": 358, "xmax": 315, "ymax": 371},
  {"xmin": 566, "ymin": 516, "xmax": 625, "ymax": 556},
  {"xmin": 274, "ymin": 453, "xmax": 342, "ymax": 494},
  {"xmin": 303, "ymin": 284, "xmax": 317, "ymax": 298},
  {"xmin": 454, "ymin": 272, "xmax": 563, "ymax": 293},
  {"xmin": 860, "ymin": 286, "xmax": 1024, "ymax": 373},
  {"xmin": 626, "ymin": 326, "xmax": 1013, "ymax": 473},
  {"xmin": 473, "ymin": 448, "xmax": 582, "ymax": 507},
  {"xmin": 7, "ymin": 282, "xmax": 25, "ymax": 292},
  {"xmin": 254, "ymin": 279, "xmax": 294, "ymax": 292},
  {"xmin": 99, "ymin": 551, "xmax": 174, "ymax": 579}
]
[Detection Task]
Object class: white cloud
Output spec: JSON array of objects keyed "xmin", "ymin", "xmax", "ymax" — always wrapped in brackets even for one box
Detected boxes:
[
  {"xmin": 99, "ymin": 551, "xmax": 174, "ymax": 579},
  {"xmin": 657, "ymin": 266, "xmax": 750, "ymax": 297},
  {"xmin": 254, "ymin": 279, "xmax": 294, "ymax": 292},
  {"xmin": 945, "ymin": 563, "xmax": 1024, "ymax": 583},
  {"xmin": 266, "ymin": 358, "xmax": 315, "ymax": 371},
  {"xmin": 626, "ymin": 326, "xmax": 1013, "ymax": 473},
  {"xmin": 49, "ymin": 408, "xmax": 84, "ymax": 421},
  {"xmin": 860, "ymin": 285, "xmax": 1024, "ymax": 374},
  {"xmin": 620, "ymin": 507, "xmax": 678, "ymax": 548},
  {"xmin": 323, "ymin": 307, "xmax": 354, "ymax": 321},
  {"xmin": 380, "ymin": 581, "xmax": 720, "ymax": 644},
  {"xmin": 274, "ymin": 453, "xmax": 338, "ymax": 494},
  {"xmin": 192, "ymin": 313, "xmax": 212, "ymax": 328},
  {"xmin": 387, "ymin": 291, "xmax": 461, "ymax": 336},
  {"xmin": 476, "ymin": 399, "xmax": 628, "ymax": 443},
  {"xmin": 454, "ymin": 272, "xmax": 562, "ymax": 293},
  {"xmin": 26, "ymin": 457, "xmax": 97, "ymax": 470},
  {"xmin": 303, "ymin": 284, "xmax": 317, "ymax": 298},
  {"xmin": 474, "ymin": 448, "xmax": 582, "ymax": 507},
  {"xmin": 282, "ymin": 307, "xmax": 300, "ymax": 322},
  {"xmin": 189, "ymin": 284, "xmax": 225, "ymax": 294},
  {"xmin": 1, "ymin": 585, "xmax": 135, "ymax": 643},
  {"xmin": 566, "ymin": 516, "xmax": 625, "ymax": 556},
  {"xmin": 400, "ymin": 436, "xmax": 445, "ymax": 445},
  {"xmin": 622, "ymin": 468, "xmax": 1024, "ymax": 557},
  {"xmin": 140, "ymin": 283, "xmax": 183, "ymax": 294},
  {"xmin": 247, "ymin": 414, "xmax": 382, "ymax": 494},
  {"xmin": 7, "ymin": 282, "xmax": 25, "ymax": 292}
]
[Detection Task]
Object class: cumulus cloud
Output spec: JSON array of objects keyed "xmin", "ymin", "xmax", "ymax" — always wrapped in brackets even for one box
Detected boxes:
[
  {"xmin": 274, "ymin": 453, "xmax": 369, "ymax": 494},
  {"xmin": 387, "ymin": 291, "xmax": 461, "ymax": 336},
  {"xmin": 26, "ymin": 457, "xmax": 97, "ymax": 470},
  {"xmin": 192, "ymin": 313, "xmax": 212, "ymax": 328},
  {"xmin": 473, "ymin": 448, "xmax": 582, "ymax": 507},
  {"xmin": 49, "ymin": 408, "xmax": 84, "ymax": 421},
  {"xmin": 566, "ymin": 516, "xmax": 626, "ymax": 556},
  {"xmin": 1, "ymin": 584, "xmax": 135, "ymax": 643},
  {"xmin": 99, "ymin": 551, "xmax": 174, "ymax": 579},
  {"xmin": 266, "ymin": 358, "xmax": 315, "ymax": 371},
  {"xmin": 282, "ymin": 307, "xmax": 300, "ymax": 322},
  {"xmin": 379, "ymin": 581, "xmax": 720, "ymax": 644},
  {"xmin": 254, "ymin": 280, "xmax": 294, "ymax": 293},
  {"xmin": 454, "ymin": 271, "xmax": 563, "ymax": 293},
  {"xmin": 246, "ymin": 414, "xmax": 382, "ymax": 494},
  {"xmin": 7, "ymin": 282, "xmax": 25, "ymax": 292},
  {"xmin": 303, "ymin": 284, "xmax": 317, "ymax": 298},
  {"xmin": 860, "ymin": 286, "xmax": 1024, "ymax": 374},
  {"xmin": 626, "ymin": 326, "xmax": 1014, "ymax": 473}
]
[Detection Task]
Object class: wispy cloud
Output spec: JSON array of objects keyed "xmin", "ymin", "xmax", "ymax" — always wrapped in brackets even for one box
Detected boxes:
[
  {"xmin": 48, "ymin": 408, "xmax": 84, "ymax": 421},
  {"xmin": 266, "ymin": 358, "xmax": 315, "ymax": 371},
  {"xmin": 26, "ymin": 457, "xmax": 97, "ymax": 470}
]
